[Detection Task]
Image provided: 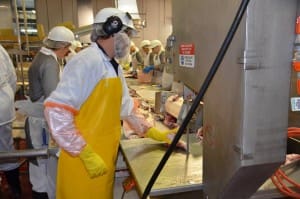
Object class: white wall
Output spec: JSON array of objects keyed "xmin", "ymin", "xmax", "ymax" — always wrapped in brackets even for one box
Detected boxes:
[
  {"xmin": 0, "ymin": 0, "xmax": 13, "ymax": 29},
  {"xmin": 136, "ymin": 0, "xmax": 172, "ymax": 47},
  {"xmin": 0, "ymin": 0, "xmax": 172, "ymax": 45},
  {"xmin": 35, "ymin": 0, "xmax": 172, "ymax": 46}
]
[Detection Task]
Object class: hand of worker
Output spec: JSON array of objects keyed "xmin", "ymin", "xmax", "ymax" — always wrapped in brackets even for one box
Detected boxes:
[
  {"xmin": 79, "ymin": 144, "xmax": 108, "ymax": 178},
  {"xmin": 142, "ymin": 65, "xmax": 154, "ymax": 73},
  {"xmin": 145, "ymin": 127, "xmax": 187, "ymax": 150}
]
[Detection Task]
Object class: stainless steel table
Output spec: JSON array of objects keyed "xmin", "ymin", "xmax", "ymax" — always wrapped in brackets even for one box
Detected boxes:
[{"xmin": 120, "ymin": 135, "xmax": 203, "ymax": 198}]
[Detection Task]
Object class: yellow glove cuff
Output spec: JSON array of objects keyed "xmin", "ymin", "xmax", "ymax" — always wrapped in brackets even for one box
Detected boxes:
[
  {"xmin": 79, "ymin": 144, "xmax": 92, "ymax": 158},
  {"xmin": 146, "ymin": 127, "xmax": 178, "ymax": 144}
]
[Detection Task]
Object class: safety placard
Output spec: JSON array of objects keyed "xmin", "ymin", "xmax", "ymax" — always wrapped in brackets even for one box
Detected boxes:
[
  {"xmin": 179, "ymin": 44, "xmax": 195, "ymax": 68},
  {"xmin": 291, "ymin": 97, "xmax": 300, "ymax": 111}
]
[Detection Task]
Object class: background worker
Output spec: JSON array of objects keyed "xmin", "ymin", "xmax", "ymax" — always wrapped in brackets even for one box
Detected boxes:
[
  {"xmin": 148, "ymin": 39, "xmax": 166, "ymax": 85},
  {"xmin": 117, "ymin": 41, "xmax": 133, "ymax": 71},
  {"xmin": 118, "ymin": 41, "xmax": 142, "ymax": 72},
  {"xmin": 44, "ymin": 7, "xmax": 185, "ymax": 199},
  {"xmin": 139, "ymin": 39, "xmax": 151, "ymax": 67},
  {"xmin": 0, "ymin": 44, "xmax": 21, "ymax": 199},
  {"xmin": 26, "ymin": 26, "xmax": 75, "ymax": 199},
  {"xmin": 129, "ymin": 41, "xmax": 143, "ymax": 73},
  {"xmin": 65, "ymin": 40, "xmax": 83, "ymax": 62}
]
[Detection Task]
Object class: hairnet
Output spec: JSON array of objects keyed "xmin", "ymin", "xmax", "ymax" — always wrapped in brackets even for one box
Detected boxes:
[
  {"xmin": 150, "ymin": 40, "xmax": 162, "ymax": 48},
  {"xmin": 43, "ymin": 39, "xmax": 72, "ymax": 49},
  {"xmin": 71, "ymin": 40, "xmax": 82, "ymax": 49},
  {"xmin": 140, "ymin": 40, "xmax": 151, "ymax": 48}
]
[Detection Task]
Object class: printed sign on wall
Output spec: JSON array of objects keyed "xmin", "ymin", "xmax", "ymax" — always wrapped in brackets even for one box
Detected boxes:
[
  {"xmin": 291, "ymin": 97, "xmax": 300, "ymax": 111},
  {"xmin": 179, "ymin": 44, "xmax": 195, "ymax": 68}
]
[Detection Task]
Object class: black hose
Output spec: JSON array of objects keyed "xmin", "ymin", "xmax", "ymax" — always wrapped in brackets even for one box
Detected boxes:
[{"xmin": 141, "ymin": 0, "xmax": 251, "ymax": 198}]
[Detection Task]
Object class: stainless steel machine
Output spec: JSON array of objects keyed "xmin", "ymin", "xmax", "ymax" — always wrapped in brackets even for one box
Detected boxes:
[{"xmin": 171, "ymin": 0, "xmax": 298, "ymax": 198}]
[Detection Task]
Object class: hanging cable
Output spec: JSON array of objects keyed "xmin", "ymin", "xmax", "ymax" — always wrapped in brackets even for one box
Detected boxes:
[
  {"xmin": 141, "ymin": 0, "xmax": 251, "ymax": 198},
  {"xmin": 271, "ymin": 127, "xmax": 300, "ymax": 198}
]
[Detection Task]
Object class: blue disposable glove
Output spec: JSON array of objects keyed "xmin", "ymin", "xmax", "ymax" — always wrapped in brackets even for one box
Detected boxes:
[{"xmin": 143, "ymin": 65, "xmax": 154, "ymax": 73}]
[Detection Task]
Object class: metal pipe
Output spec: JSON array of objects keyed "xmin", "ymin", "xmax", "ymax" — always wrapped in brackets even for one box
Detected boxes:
[
  {"xmin": 142, "ymin": 0, "xmax": 251, "ymax": 198},
  {"xmin": 13, "ymin": 0, "xmax": 22, "ymax": 49},
  {"xmin": 13, "ymin": 0, "xmax": 25, "ymax": 94},
  {"xmin": 0, "ymin": 148, "xmax": 48, "ymax": 159},
  {"xmin": 21, "ymin": 0, "xmax": 30, "ymax": 54}
]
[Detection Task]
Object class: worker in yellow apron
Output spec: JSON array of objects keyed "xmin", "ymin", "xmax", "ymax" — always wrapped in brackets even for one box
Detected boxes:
[{"xmin": 44, "ymin": 8, "xmax": 183, "ymax": 199}]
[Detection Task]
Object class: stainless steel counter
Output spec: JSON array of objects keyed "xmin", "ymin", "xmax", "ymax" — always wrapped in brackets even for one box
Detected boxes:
[
  {"xmin": 120, "ymin": 135, "xmax": 299, "ymax": 199},
  {"xmin": 125, "ymin": 77, "xmax": 161, "ymax": 106},
  {"xmin": 120, "ymin": 135, "xmax": 203, "ymax": 198}
]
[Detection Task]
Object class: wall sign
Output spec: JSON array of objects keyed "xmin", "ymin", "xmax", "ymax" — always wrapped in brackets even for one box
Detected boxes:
[
  {"xmin": 291, "ymin": 97, "xmax": 300, "ymax": 111},
  {"xmin": 179, "ymin": 44, "xmax": 195, "ymax": 68}
]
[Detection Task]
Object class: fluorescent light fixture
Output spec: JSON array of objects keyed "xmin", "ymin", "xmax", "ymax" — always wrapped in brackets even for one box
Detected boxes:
[
  {"xmin": 20, "ymin": 28, "xmax": 37, "ymax": 33},
  {"xmin": 116, "ymin": 0, "xmax": 140, "ymax": 19}
]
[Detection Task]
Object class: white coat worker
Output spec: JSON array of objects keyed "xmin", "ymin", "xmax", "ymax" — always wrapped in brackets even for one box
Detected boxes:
[
  {"xmin": 26, "ymin": 26, "xmax": 75, "ymax": 199},
  {"xmin": 129, "ymin": 41, "xmax": 143, "ymax": 72},
  {"xmin": 0, "ymin": 44, "xmax": 21, "ymax": 199},
  {"xmin": 43, "ymin": 7, "xmax": 186, "ymax": 199},
  {"xmin": 139, "ymin": 39, "xmax": 151, "ymax": 66},
  {"xmin": 118, "ymin": 41, "xmax": 142, "ymax": 73},
  {"xmin": 145, "ymin": 39, "xmax": 166, "ymax": 85}
]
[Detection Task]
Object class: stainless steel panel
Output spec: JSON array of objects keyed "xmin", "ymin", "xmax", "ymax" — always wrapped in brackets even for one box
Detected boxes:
[
  {"xmin": 173, "ymin": 0, "xmax": 244, "ymax": 92},
  {"xmin": 172, "ymin": 0, "xmax": 297, "ymax": 198}
]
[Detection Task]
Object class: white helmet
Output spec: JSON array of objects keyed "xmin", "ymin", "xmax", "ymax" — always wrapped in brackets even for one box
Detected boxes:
[
  {"xmin": 140, "ymin": 40, "xmax": 151, "ymax": 48},
  {"xmin": 46, "ymin": 26, "xmax": 75, "ymax": 43},
  {"xmin": 94, "ymin": 7, "xmax": 136, "ymax": 31}
]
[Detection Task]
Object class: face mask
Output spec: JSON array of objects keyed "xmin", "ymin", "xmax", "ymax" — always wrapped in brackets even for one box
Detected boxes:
[{"xmin": 114, "ymin": 32, "xmax": 130, "ymax": 59}]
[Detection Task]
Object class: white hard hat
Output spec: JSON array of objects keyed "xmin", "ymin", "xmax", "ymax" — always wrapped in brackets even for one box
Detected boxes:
[
  {"xmin": 46, "ymin": 26, "xmax": 75, "ymax": 43},
  {"xmin": 140, "ymin": 40, "xmax": 151, "ymax": 48},
  {"xmin": 150, "ymin": 40, "xmax": 162, "ymax": 48},
  {"xmin": 94, "ymin": 7, "xmax": 136, "ymax": 32}
]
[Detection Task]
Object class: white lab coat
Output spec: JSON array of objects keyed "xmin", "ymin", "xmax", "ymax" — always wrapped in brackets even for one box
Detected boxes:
[
  {"xmin": 0, "ymin": 44, "xmax": 19, "ymax": 171},
  {"xmin": 0, "ymin": 45, "xmax": 16, "ymax": 125},
  {"xmin": 151, "ymin": 51, "xmax": 164, "ymax": 85},
  {"xmin": 140, "ymin": 49, "xmax": 151, "ymax": 66},
  {"xmin": 46, "ymin": 42, "xmax": 134, "ymax": 118}
]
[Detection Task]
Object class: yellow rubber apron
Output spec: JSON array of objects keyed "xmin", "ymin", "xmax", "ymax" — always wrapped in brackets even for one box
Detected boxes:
[{"xmin": 56, "ymin": 77, "xmax": 122, "ymax": 199}]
